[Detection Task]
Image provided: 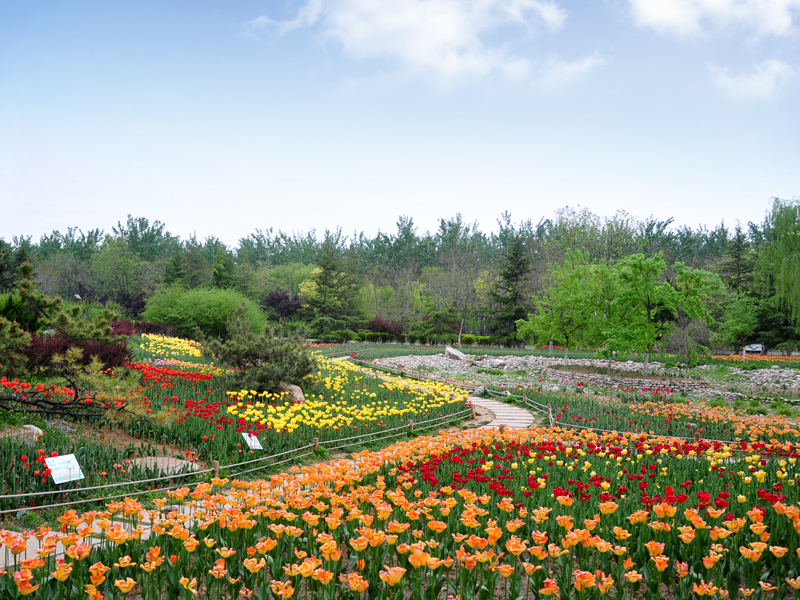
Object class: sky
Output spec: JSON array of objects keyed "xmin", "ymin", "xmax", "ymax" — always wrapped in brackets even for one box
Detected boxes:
[{"xmin": 1, "ymin": 0, "xmax": 798, "ymax": 246}]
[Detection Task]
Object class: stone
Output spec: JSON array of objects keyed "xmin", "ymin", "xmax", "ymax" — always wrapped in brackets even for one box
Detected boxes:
[
  {"xmin": 489, "ymin": 359, "xmax": 506, "ymax": 368},
  {"xmin": 546, "ymin": 386, "xmax": 561, "ymax": 393},
  {"xmin": 445, "ymin": 346, "xmax": 467, "ymax": 361},
  {"xmin": 0, "ymin": 424, "xmax": 43, "ymax": 445},
  {"xmin": 279, "ymin": 383, "xmax": 305, "ymax": 403},
  {"xmin": 771, "ymin": 365, "xmax": 780, "ymax": 370},
  {"xmin": 22, "ymin": 424, "xmax": 43, "ymax": 439}
]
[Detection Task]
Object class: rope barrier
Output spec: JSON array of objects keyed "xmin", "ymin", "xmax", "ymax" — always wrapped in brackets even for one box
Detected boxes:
[
  {"xmin": 225, "ymin": 450, "xmax": 315, "ymax": 479},
  {"xmin": 318, "ymin": 408, "xmax": 472, "ymax": 447},
  {"xmin": 0, "ymin": 479, "xmax": 196, "ymax": 517},
  {"xmin": 217, "ymin": 443, "xmax": 316, "ymax": 471},
  {"xmin": 0, "ymin": 465, "xmax": 214, "ymax": 501},
  {"xmin": 323, "ymin": 412, "xmax": 468, "ymax": 452}
]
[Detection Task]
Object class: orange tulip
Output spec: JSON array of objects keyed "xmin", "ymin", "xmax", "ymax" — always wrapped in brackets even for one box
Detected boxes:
[
  {"xmin": 573, "ymin": 570, "xmax": 596, "ymax": 592},
  {"xmin": 540, "ymin": 578, "xmax": 560, "ymax": 597},
  {"xmin": 379, "ymin": 565, "xmax": 406, "ymax": 586},
  {"xmin": 114, "ymin": 578, "xmax": 136, "ymax": 595}
]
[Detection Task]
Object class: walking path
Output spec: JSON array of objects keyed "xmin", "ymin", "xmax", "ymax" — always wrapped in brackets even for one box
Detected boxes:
[{"xmin": 468, "ymin": 396, "xmax": 537, "ymax": 429}]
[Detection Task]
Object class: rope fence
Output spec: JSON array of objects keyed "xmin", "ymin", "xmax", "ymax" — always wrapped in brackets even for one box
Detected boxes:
[
  {"xmin": 482, "ymin": 386, "xmax": 754, "ymax": 446},
  {"xmin": 2, "ymin": 405, "xmax": 474, "ymax": 516}
]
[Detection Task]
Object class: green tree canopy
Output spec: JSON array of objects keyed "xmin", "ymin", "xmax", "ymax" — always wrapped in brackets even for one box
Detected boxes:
[{"xmin": 516, "ymin": 251, "xmax": 594, "ymax": 363}]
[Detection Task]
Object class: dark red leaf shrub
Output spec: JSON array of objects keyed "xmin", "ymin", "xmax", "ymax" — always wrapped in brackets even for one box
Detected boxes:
[
  {"xmin": 367, "ymin": 317, "xmax": 404, "ymax": 336},
  {"xmin": 111, "ymin": 320, "xmax": 136, "ymax": 336},
  {"xmin": 25, "ymin": 335, "xmax": 132, "ymax": 370}
]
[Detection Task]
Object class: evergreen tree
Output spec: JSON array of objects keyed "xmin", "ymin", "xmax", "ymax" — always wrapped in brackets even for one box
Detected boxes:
[
  {"xmin": 211, "ymin": 248, "xmax": 237, "ymax": 289},
  {"xmin": 204, "ymin": 308, "xmax": 314, "ymax": 393},
  {"xmin": 163, "ymin": 251, "xmax": 187, "ymax": 285},
  {"xmin": 303, "ymin": 238, "xmax": 365, "ymax": 337},
  {"xmin": 0, "ymin": 240, "xmax": 17, "ymax": 292},
  {"xmin": 184, "ymin": 241, "xmax": 211, "ymax": 288},
  {"xmin": 411, "ymin": 291, "xmax": 459, "ymax": 344},
  {"xmin": 717, "ymin": 224, "xmax": 754, "ymax": 292},
  {"xmin": 488, "ymin": 233, "xmax": 531, "ymax": 346}
]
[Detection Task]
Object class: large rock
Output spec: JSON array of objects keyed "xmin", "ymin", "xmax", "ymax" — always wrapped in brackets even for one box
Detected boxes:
[
  {"xmin": 445, "ymin": 346, "xmax": 467, "ymax": 361},
  {"xmin": 280, "ymin": 383, "xmax": 305, "ymax": 403},
  {"xmin": 0, "ymin": 424, "xmax": 43, "ymax": 445},
  {"xmin": 489, "ymin": 359, "xmax": 506, "ymax": 368}
]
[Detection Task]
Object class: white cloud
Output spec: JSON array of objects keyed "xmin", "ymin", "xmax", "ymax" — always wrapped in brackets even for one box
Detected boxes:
[
  {"xmin": 249, "ymin": 0, "xmax": 567, "ymax": 80},
  {"xmin": 628, "ymin": 0, "xmax": 800, "ymax": 36},
  {"xmin": 539, "ymin": 52, "xmax": 605, "ymax": 88},
  {"xmin": 711, "ymin": 60, "xmax": 793, "ymax": 99}
]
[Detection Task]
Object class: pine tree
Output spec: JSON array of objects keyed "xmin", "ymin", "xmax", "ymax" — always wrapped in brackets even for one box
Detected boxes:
[
  {"xmin": 184, "ymin": 242, "xmax": 211, "ymax": 288},
  {"xmin": 211, "ymin": 248, "xmax": 237, "ymax": 289},
  {"xmin": 488, "ymin": 233, "xmax": 531, "ymax": 346},
  {"xmin": 411, "ymin": 292, "xmax": 459, "ymax": 344},
  {"xmin": 304, "ymin": 238, "xmax": 365, "ymax": 337},
  {"xmin": 204, "ymin": 307, "xmax": 314, "ymax": 393},
  {"xmin": 717, "ymin": 224, "xmax": 754, "ymax": 292},
  {"xmin": 163, "ymin": 252, "xmax": 187, "ymax": 285},
  {"xmin": 0, "ymin": 316, "xmax": 30, "ymax": 377},
  {"xmin": 0, "ymin": 240, "xmax": 17, "ymax": 292}
]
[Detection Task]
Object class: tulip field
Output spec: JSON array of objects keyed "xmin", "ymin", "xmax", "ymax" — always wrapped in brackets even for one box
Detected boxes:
[
  {"xmin": 4, "ymin": 421, "xmax": 800, "ymax": 599},
  {"xmin": 488, "ymin": 382, "xmax": 800, "ymax": 445},
  {"xmin": 5, "ymin": 334, "xmax": 800, "ymax": 599},
  {"xmin": 121, "ymin": 335, "xmax": 470, "ymax": 465},
  {"xmin": 0, "ymin": 335, "xmax": 471, "ymax": 509}
]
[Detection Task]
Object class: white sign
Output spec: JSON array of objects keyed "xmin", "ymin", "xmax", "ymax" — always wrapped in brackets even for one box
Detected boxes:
[
  {"xmin": 44, "ymin": 454, "xmax": 85, "ymax": 484},
  {"xmin": 242, "ymin": 432, "xmax": 263, "ymax": 450},
  {"xmin": 745, "ymin": 344, "xmax": 764, "ymax": 353}
]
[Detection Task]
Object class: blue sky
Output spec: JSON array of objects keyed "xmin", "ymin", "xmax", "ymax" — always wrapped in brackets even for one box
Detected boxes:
[{"xmin": 1, "ymin": 0, "xmax": 798, "ymax": 245}]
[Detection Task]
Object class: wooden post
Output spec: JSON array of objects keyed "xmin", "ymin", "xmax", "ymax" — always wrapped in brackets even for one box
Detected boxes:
[
  {"xmin": 499, "ymin": 424, "xmax": 506, "ymax": 434},
  {"xmin": 693, "ymin": 432, "xmax": 700, "ymax": 444},
  {"xmin": 409, "ymin": 420, "xmax": 414, "ymax": 433},
  {"xmin": 548, "ymin": 404, "xmax": 554, "ymax": 428},
  {"xmin": 313, "ymin": 437, "xmax": 319, "ymax": 452},
  {"xmin": 470, "ymin": 403, "xmax": 476, "ymax": 420},
  {"xmin": 212, "ymin": 460, "xmax": 219, "ymax": 478}
]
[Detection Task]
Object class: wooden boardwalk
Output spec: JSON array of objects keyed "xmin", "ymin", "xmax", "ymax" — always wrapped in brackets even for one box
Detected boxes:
[{"xmin": 468, "ymin": 396, "xmax": 537, "ymax": 429}]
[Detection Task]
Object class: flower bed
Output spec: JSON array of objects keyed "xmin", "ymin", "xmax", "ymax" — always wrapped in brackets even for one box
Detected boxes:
[
  {"xmin": 3, "ymin": 426, "xmax": 800, "ymax": 599},
  {"xmin": 120, "ymin": 346, "xmax": 470, "ymax": 465}
]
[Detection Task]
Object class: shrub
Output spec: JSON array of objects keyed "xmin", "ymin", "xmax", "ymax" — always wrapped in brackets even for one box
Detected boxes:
[
  {"xmin": 24, "ymin": 334, "xmax": 132, "ymax": 371},
  {"xmin": 204, "ymin": 309, "xmax": 314, "ymax": 392},
  {"xmin": 367, "ymin": 316, "xmax": 404, "ymax": 336},
  {"xmin": 775, "ymin": 341, "xmax": 799, "ymax": 356},
  {"xmin": 460, "ymin": 334, "xmax": 476, "ymax": 345},
  {"xmin": 261, "ymin": 290, "xmax": 303, "ymax": 320},
  {"xmin": 111, "ymin": 320, "xmax": 136, "ymax": 336},
  {"xmin": 142, "ymin": 287, "xmax": 265, "ymax": 338},
  {"xmin": 320, "ymin": 329, "xmax": 357, "ymax": 343}
]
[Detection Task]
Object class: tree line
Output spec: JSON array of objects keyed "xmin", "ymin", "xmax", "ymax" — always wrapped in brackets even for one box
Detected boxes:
[{"xmin": 1, "ymin": 200, "xmax": 798, "ymax": 352}]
